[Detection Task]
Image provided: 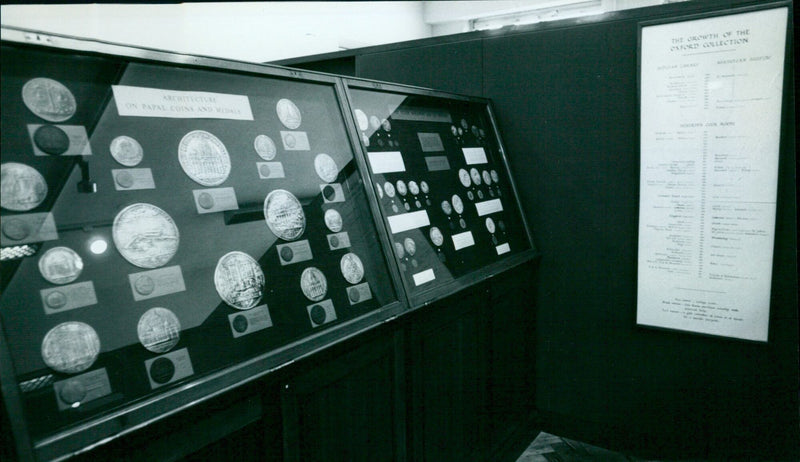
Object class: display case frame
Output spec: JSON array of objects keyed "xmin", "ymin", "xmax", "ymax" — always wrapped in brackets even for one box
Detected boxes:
[
  {"xmin": 0, "ymin": 26, "xmax": 406, "ymax": 462},
  {"xmin": 342, "ymin": 77, "xmax": 538, "ymax": 308}
]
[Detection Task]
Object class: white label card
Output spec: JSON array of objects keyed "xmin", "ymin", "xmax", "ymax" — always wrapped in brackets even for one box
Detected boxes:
[
  {"xmin": 0, "ymin": 212, "xmax": 58, "ymax": 246},
  {"xmin": 146, "ymin": 348, "xmax": 194, "ymax": 389},
  {"xmin": 462, "ymin": 147, "xmax": 488, "ymax": 165},
  {"xmin": 307, "ymin": 299, "xmax": 337, "ymax": 327},
  {"xmin": 41, "ymin": 281, "xmax": 98, "ymax": 315},
  {"xmin": 327, "ymin": 232, "xmax": 351, "ymax": 250},
  {"xmin": 113, "ymin": 85, "xmax": 253, "ymax": 120},
  {"xmin": 229, "ymin": 305, "xmax": 273, "ymax": 338},
  {"xmin": 387, "ymin": 210, "xmax": 431, "ymax": 234},
  {"xmin": 280, "ymin": 131, "xmax": 310, "ymax": 151},
  {"xmin": 193, "ymin": 187, "xmax": 239, "ymax": 214},
  {"xmin": 475, "ymin": 199, "xmax": 504, "ymax": 216},
  {"xmin": 451, "ymin": 231, "xmax": 475, "ymax": 251},
  {"xmin": 321, "ymin": 183, "xmax": 345, "ymax": 203},
  {"xmin": 412, "ymin": 268, "xmax": 435, "ymax": 286},
  {"xmin": 54, "ymin": 368, "xmax": 112, "ymax": 410},
  {"xmin": 278, "ymin": 240, "xmax": 314, "ymax": 265},
  {"xmin": 257, "ymin": 162, "xmax": 285, "ymax": 179},
  {"xmin": 112, "ymin": 168, "xmax": 155, "ymax": 191},
  {"xmin": 496, "ymin": 243, "xmax": 511, "ymax": 255},
  {"xmin": 28, "ymin": 125, "xmax": 92, "ymax": 156},
  {"xmin": 129, "ymin": 265, "xmax": 186, "ymax": 301},
  {"xmin": 368, "ymin": 151, "xmax": 406, "ymax": 174},
  {"xmin": 347, "ymin": 282, "xmax": 373, "ymax": 305}
]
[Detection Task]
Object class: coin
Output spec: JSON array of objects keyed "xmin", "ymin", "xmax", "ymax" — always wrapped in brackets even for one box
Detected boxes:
[
  {"xmin": 491, "ymin": 169, "xmax": 500, "ymax": 183},
  {"xmin": 430, "ymin": 227, "xmax": 444, "ymax": 246},
  {"xmin": 394, "ymin": 241, "xmax": 405, "ymax": 259},
  {"xmin": 460, "ymin": 118, "xmax": 469, "ymax": 130},
  {"xmin": 309, "ymin": 304, "xmax": 327, "ymax": 325},
  {"xmin": 383, "ymin": 181, "xmax": 395, "ymax": 198},
  {"xmin": 452, "ymin": 195, "xmax": 465, "ymax": 215},
  {"xmin": 375, "ymin": 182, "xmax": 383, "ymax": 199},
  {"xmin": 110, "ymin": 136, "xmax": 144, "ymax": 167},
  {"xmin": 362, "ymin": 134, "xmax": 370, "ymax": 147},
  {"xmin": 324, "ymin": 208, "xmax": 343, "ymax": 233},
  {"xmin": 396, "ymin": 180, "xmax": 407, "ymax": 196},
  {"xmin": 369, "ymin": 115, "xmax": 381, "ymax": 130},
  {"xmin": 403, "ymin": 237, "xmax": 416, "ymax": 256},
  {"xmin": 477, "ymin": 190, "xmax": 484, "ymax": 200},
  {"xmin": 1, "ymin": 163, "xmax": 48, "ymax": 211},
  {"xmin": 232, "ymin": 314, "xmax": 248, "ymax": 333},
  {"xmin": 115, "ymin": 171, "xmax": 134, "ymax": 189},
  {"xmin": 2, "ymin": 218, "xmax": 31, "ymax": 240},
  {"xmin": 149, "ymin": 357, "xmax": 175, "ymax": 384},
  {"xmin": 45, "ymin": 291, "xmax": 67, "ymax": 309},
  {"xmin": 38, "ymin": 246, "xmax": 83, "ymax": 285},
  {"xmin": 134, "ymin": 275, "xmax": 156, "ymax": 295},
  {"xmin": 458, "ymin": 127, "xmax": 464, "ymax": 136},
  {"xmin": 300, "ymin": 267, "xmax": 327, "ymax": 302},
  {"xmin": 479, "ymin": 128, "xmax": 486, "ymax": 138},
  {"xmin": 137, "ymin": 307, "xmax": 181, "ymax": 353},
  {"xmin": 450, "ymin": 125, "xmax": 458, "ymax": 136},
  {"xmin": 253, "ymin": 134, "xmax": 277, "ymax": 160},
  {"xmin": 314, "ymin": 153, "xmax": 338, "ymax": 183},
  {"xmin": 322, "ymin": 185, "xmax": 336, "ymax": 201},
  {"xmin": 33, "ymin": 125, "xmax": 70, "ymax": 156},
  {"xmin": 470, "ymin": 168, "xmax": 481, "ymax": 186},
  {"xmin": 420, "ymin": 181, "xmax": 429, "ymax": 194},
  {"xmin": 113, "ymin": 203, "xmax": 180, "ymax": 269},
  {"xmin": 408, "ymin": 181, "xmax": 419, "ymax": 196},
  {"xmin": 348, "ymin": 287, "xmax": 361, "ymax": 303},
  {"xmin": 178, "ymin": 130, "xmax": 231, "ymax": 187},
  {"xmin": 381, "ymin": 119, "xmax": 391, "ymax": 132},
  {"xmin": 471, "ymin": 125, "xmax": 480, "ymax": 137},
  {"xmin": 353, "ymin": 109, "xmax": 369, "ymax": 131},
  {"xmin": 498, "ymin": 220, "xmax": 506, "ymax": 232},
  {"xmin": 280, "ymin": 246, "xmax": 294, "ymax": 261},
  {"xmin": 482, "ymin": 170, "xmax": 492, "ymax": 185},
  {"xmin": 263, "ymin": 189, "xmax": 305, "ymax": 241},
  {"xmin": 340, "ymin": 252, "xmax": 365, "ymax": 284},
  {"xmin": 458, "ymin": 169, "xmax": 471, "ymax": 188},
  {"xmin": 276, "ymin": 98, "xmax": 302, "ymax": 129},
  {"xmin": 486, "ymin": 218, "xmax": 498, "ymax": 234},
  {"xmin": 214, "ymin": 251, "xmax": 265, "ymax": 310},
  {"xmin": 59, "ymin": 380, "xmax": 86, "ymax": 404},
  {"xmin": 22, "ymin": 77, "xmax": 77, "ymax": 123},
  {"xmin": 197, "ymin": 192, "xmax": 214, "ymax": 210},
  {"xmin": 41, "ymin": 322, "xmax": 100, "ymax": 374},
  {"xmin": 467, "ymin": 191, "xmax": 474, "ymax": 201},
  {"xmin": 441, "ymin": 200, "xmax": 452, "ymax": 215},
  {"xmin": 459, "ymin": 218, "xmax": 467, "ymax": 229}
]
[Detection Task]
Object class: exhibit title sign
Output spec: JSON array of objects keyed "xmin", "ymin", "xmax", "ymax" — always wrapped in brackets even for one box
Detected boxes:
[{"xmin": 636, "ymin": 7, "xmax": 787, "ymax": 341}]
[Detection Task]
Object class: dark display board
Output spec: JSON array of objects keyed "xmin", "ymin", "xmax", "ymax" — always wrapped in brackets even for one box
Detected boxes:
[
  {"xmin": 345, "ymin": 81, "xmax": 535, "ymax": 306},
  {"xmin": 0, "ymin": 31, "xmax": 402, "ymax": 460}
]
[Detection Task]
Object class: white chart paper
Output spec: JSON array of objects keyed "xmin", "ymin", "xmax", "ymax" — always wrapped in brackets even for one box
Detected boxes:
[
  {"xmin": 637, "ymin": 8, "xmax": 787, "ymax": 342},
  {"xmin": 113, "ymin": 85, "xmax": 253, "ymax": 120}
]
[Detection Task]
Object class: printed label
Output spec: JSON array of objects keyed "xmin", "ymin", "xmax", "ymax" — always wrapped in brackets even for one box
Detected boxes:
[
  {"xmin": 475, "ymin": 199, "xmax": 504, "ymax": 216},
  {"xmin": 412, "ymin": 268, "xmax": 436, "ymax": 286},
  {"xmin": 129, "ymin": 265, "xmax": 186, "ymax": 301},
  {"xmin": 327, "ymin": 231, "xmax": 351, "ymax": 250},
  {"xmin": 368, "ymin": 151, "xmax": 406, "ymax": 174},
  {"xmin": 113, "ymin": 85, "xmax": 253, "ymax": 120},
  {"xmin": 462, "ymin": 147, "xmax": 488, "ymax": 165},
  {"xmin": 228, "ymin": 305, "xmax": 273, "ymax": 338},
  {"xmin": 112, "ymin": 168, "xmax": 155, "ymax": 191},
  {"xmin": 41, "ymin": 281, "xmax": 98, "ymax": 315},
  {"xmin": 452, "ymin": 231, "xmax": 476, "ymax": 251},
  {"xmin": 54, "ymin": 368, "xmax": 112, "ymax": 410},
  {"xmin": 280, "ymin": 131, "xmax": 310, "ymax": 151},
  {"xmin": 28, "ymin": 124, "xmax": 92, "ymax": 156},
  {"xmin": 256, "ymin": 162, "xmax": 285, "ymax": 179},
  {"xmin": 277, "ymin": 240, "xmax": 314, "ymax": 265},
  {"xmin": 387, "ymin": 210, "xmax": 430, "ymax": 234},
  {"xmin": 424, "ymin": 156, "xmax": 451, "ymax": 171},
  {"xmin": 192, "ymin": 187, "xmax": 239, "ymax": 214},
  {"xmin": 0, "ymin": 212, "xmax": 58, "ymax": 246}
]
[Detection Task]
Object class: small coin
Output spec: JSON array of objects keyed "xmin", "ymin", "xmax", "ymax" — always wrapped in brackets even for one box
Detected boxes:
[
  {"xmin": 420, "ymin": 181, "xmax": 429, "ymax": 194},
  {"xmin": 353, "ymin": 109, "xmax": 369, "ymax": 131},
  {"xmin": 403, "ymin": 237, "xmax": 416, "ymax": 256},
  {"xmin": 498, "ymin": 220, "xmax": 506, "ymax": 232},
  {"xmin": 59, "ymin": 380, "xmax": 87, "ymax": 404},
  {"xmin": 403, "ymin": 202, "xmax": 410, "ymax": 211},
  {"xmin": 369, "ymin": 115, "xmax": 381, "ymax": 130},
  {"xmin": 362, "ymin": 134, "xmax": 370, "ymax": 147},
  {"xmin": 324, "ymin": 209, "xmax": 343, "ymax": 233},
  {"xmin": 482, "ymin": 170, "xmax": 492, "ymax": 185},
  {"xmin": 479, "ymin": 128, "xmax": 486, "ymax": 138},
  {"xmin": 1, "ymin": 162, "xmax": 48, "ymax": 211},
  {"xmin": 115, "ymin": 171, "xmax": 134, "ymax": 189},
  {"xmin": 283, "ymin": 133, "xmax": 297, "ymax": 149},
  {"xmin": 232, "ymin": 314, "xmax": 249, "ymax": 333},
  {"xmin": 381, "ymin": 119, "xmax": 391, "ymax": 132},
  {"xmin": 215, "ymin": 251, "xmax": 265, "ymax": 310},
  {"xmin": 408, "ymin": 181, "xmax": 419, "ymax": 196},
  {"xmin": 486, "ymin": 217, "xmax": 496, "ymax": 234},
  {"xmin": 41, "ymin": 322, "xmax": 100, "ymax": 374},
  {"xmin": 441, "ymin": 200, "xmax": 452, "ymax": 215},
  {"xmin": 259, "ymin": 163, "xmax": 272, "ymax": 177},
  {"xmin": 477, "ymin": 190, "xmax": 484, "ymax": 200},
  {"xmin": 137, "ymin": 307, "xmax": 181, "ymax": 354},
  {"xmin": 309, "ymin": 304, "xmax": 327, "ymax": 325},
  {"xmin": 276, "ymin": 98, "xmax": 302, "ymax": 129},
  {"xmin": 451, "ymin": 194, "xmax": 464, "ymax": 214},
  {"xmin": 415, "ymin": 200, "xmax": 421, "ymax": 208},
  {"xmin": 396, "ymin": 180, "xmax": 407, "ymax": 196},
  {"xmin": 33, "ymin": 125, "xmax": 70, "ymax": 156},
  {"xmin": 391, "ymin": 204, "xmax": 399, "ymax": 213},
  {"xmin": 329, "ymin": 235, "xmax": 340, "ymax": 248},
  {"xmin": 113, "ymin": 203, "xmax": 180, "ymax": 269},
  {"xmin": 22, "ymin": 77, "xmax": 76, "ymax": 122},
  {"xmin": 459, "ymin": 218, "xmax": 467, "ymax": 229},
  {"xmin": 491, "ymin": 169, "xmax": 500, "ymax": 183},
  {"xmin": 340, "ymin": 252, "xmax": 365, "ymax": 284},
  {"xmin": 134, "ymin": 275, "xmax": 156, "ymax": 295},
  {"xmin": 458, "ymin": 169, "xmax": 471, "ymax": 188},
  {"xmin": 45, "ymin": 291, "xmax": 67, "ymax": 309},
  {"xmin": 349, "ymin": 287, "xmax": 361, "ymax": 303},
  {"xmin": 149, "ymin": 357, "xmax": 175, "ymax": 384},
  {"xmin": 383, "ymin": 181, "xmax": 395, "ymax": 198},
  {"xmin": 38, "ymin": 246, "xmax": 83, "ymax": 285},
  {"xmin": 450, "ymin": 125, "xmax": 458, "ymax": 136},
  {"xmin": 470, "ymin": 168, "xmax": 481, "ymax": 186},
  {"xmin": 471, "ymin": 125, "xmax": 480, "ymax": 138},
  {"xmin": 2, "ymin": 218, "xmax": 31, "ymax": 240},
  {"xmin": 110, "ymin": 136, "xmax": 144, "ymax": 167},
  {"xmin": 492, "ymin": 235, "xmax": 498, "ymax": 245},
  {"xmin": 178, "ymin": 130, "xmax": 231, "ymax": 187},
  {"xmin": 263, "ymin": 189, "xmax": 305, "ymax": 241},
  {"xmin": 467, "ymin": 191, "xmax": 474, "ymax": 201},
  {"xmin": 394, "ymin": 241, "xmax": 405, "ymax": 259},
  {"xmin": 197, "ymin": 192, "xmax": 215, "ymax": 210},
  {"xmin": 460, "ymin": 118, "xmax": 469, "ymax": 130},
  {"xmin": 322, "ymin": 185, "xmax": 336, "ymax": 201},
  {"xmin": 300, "ymin": 267, "xmax": 327, "ymax": 302},
  {"xmin": 254, "ymin": 134, "xmax": 277, "ymax": 160},
  {"xmin": 314, "ymin": 153, "xmax": 338, "ymax": 183},
  {"xmin": 280, "ymin": 246, "xmax": 294, "ymax": 262},
  {"xmin": 458, "ymin": 127, "xmax": 464, "ymax": 136},
  {"xmin": 430, "ymin": 227, "xmax": 444, "ymax": 247}
]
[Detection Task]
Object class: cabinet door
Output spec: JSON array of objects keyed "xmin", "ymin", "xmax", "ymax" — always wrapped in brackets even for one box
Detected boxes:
[{"xmin": 281, "ymin": 332, "xmax": 405, "ymax": 462}]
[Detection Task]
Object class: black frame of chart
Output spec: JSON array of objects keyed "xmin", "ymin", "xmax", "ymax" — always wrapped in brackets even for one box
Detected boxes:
[
  {"xmin": 0, "ymin": 27, "xmax": 405, "ymax": 461},
  {"xmin": 343, "ymin": 78, "xmax": 537, "ymax": 308}
]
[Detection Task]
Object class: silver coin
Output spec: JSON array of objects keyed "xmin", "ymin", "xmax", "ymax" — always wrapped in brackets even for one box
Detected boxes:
[
  {"xmin": 300, "ymin": 267, "xmax": 327, "ymax": 302},
  {"xmin": 482, "ymin": 170, "xmax": 492, "ymax": 185},
  {"xmin": 458, "ymin": 168, "xmax": 471, "ymax": 188},
  {"xmin": 381, "ymin": 119, "xmax": 391, "ymax": 132},
  {"xmin": 113, "ymin": 203, "xmax": 180, "ymax": 269},
  {"xmin": 254, "ymin": 135, "xmax": 277, "ymax": 160},
  {"xmin": 430, "ymin": 227, "xmax": 444, "ymax": 247},
  {"xmin": 450, "ymin": 125, "xmax": 458, "ymax": 136},
  {"xmin": 178, "ymin": 130, "xmax": 231, "ymax": 187},
  {"xmin": 396, "ymin": 180, "xmax": 407, "ymax": 196},
  {"xmin": 38, "ymin": 246, "xmax": 83, "ymax": 285},
  {"xmin": 214, "ymin": 251, "xmax": 265, "ymax": 310},
  {"xmin": 324, "ymin": 208, "xmax": 343, "ymax": 233},
  {"xmin": 486, "ymin": 217, "xmax": 496, "ymax": 234},
  {"xmin": 22, "ymin": 77, "xmax": 76, "ymax": 122},
  {"xmin": 383, "ymin": 181, "xmax": 395, "ymax": 198},
  {"xmin": 375, "ymin": 182, "xmax": 383, "ymax": 199},
  {"xmin": 41, "ymin": 322, "xmax": 100, "ymax": 374},
  {"xmin": 340, "ymin": 252, "xmax": 365, "ymax": 285},
  {"xmin": 1, "ymin": 162, "xmax": 48, "ymax": 212},
  {"xmin": 354, "ymin": 109, "xmax": 369, "ymax": 131},
  {"xmin": 460, "ymin": 118, "xmax": 469, "ymax": 130},
  {"xmin": 408, "ymin": 181, "xmax": 419, "ymax": 196},
  {"xmin": 451, "ymin": 194, "xmax": 464, "ymax": 215},
  {"xmin": 491, "ymin": 169, "xmax": 500, "ymax": 183},
  {"xmin": 403, "ymin": 237, "xmax": 416, "ymax": 256},
  {"xmin": 420, "ymin": 181, "xmax": 430, "ymax": 194},
  {"xmin": 479, "ymin": 128, "xmax": 486, "ymax": 138},
  {"xmin": 314, "ymin": 153, "xmax": 339, "ymax": 183},
  {"xmin": 263, "ymin": 189, "xmax": 305, "ymax": 241},
  {"xmin": 110, "ymin": 136, "xmax": 144, "ymax": 167},
  {"xmin": 137, "ymin": 307, "xmax": 181, "ymax": 353},
  {"xmin": 441, "ymin": 200, "xmax": 452, "ymax": 215},
  {"xmin": 458, "ymin": 127, "xmax": 464, "ymax": 136},
  {"xmin": 362, "ymin": 134, "xmax": 370, "ymax": 147},
  {"xmin": 393, "ymin": 241, "xmax": 405, "ymax": 259},
  {"xmin": 470, "ymin": 168, "xmax": 482, "ymax": 186},
  {"xmin": 276, "ymin": 98, "xmax": 302, "ymax": 129},
  {"xmin": 369, "ymin": 115, "xmax": 381, "ymax": 130}
]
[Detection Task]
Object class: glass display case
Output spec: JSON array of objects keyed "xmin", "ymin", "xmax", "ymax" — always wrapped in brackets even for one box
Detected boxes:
[
  {"xmin": 344, "ymin": 79, "xmax": 536, "ymax": 307},
  {"xmin": 0, "ymin": 28, "xmax": 403, "ymax": 461}
]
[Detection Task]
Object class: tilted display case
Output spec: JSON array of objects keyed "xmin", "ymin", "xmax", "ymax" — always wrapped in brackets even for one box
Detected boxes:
[
  {"xmin": 0, "ymin": 28, "xmax": 404, "ymax": 461},
  {"xmin": 343, "ymin": 79, "xmax": 536, "ymax": 307}
]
